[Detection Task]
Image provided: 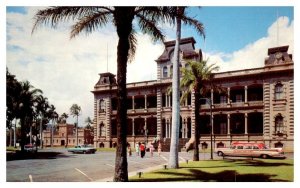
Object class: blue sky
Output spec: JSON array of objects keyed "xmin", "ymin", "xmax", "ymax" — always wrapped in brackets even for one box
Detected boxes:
[
  {"xmin": 5, "ymin": 6, "xmax": 294, "ymax": 126},
  {"xmin": 7, "ymin": 6, "xmax": 293, "ymax": 54},
  {"xmin": 181, "ymin": 6, "xmax": 294, "ymax": 53}
]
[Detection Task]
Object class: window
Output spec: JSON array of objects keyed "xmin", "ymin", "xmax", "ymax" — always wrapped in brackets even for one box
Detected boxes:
[
  {"xmin": 220, "ymin": 123, "xmax": 227, "ymax": 134},
  {"xmin": 253, "ymin": 146, "xmax": 259, "ymax": 149},
  {"xmin": 162, "ymin": 66, "xmax": 168, "ymax": 78},
  {"xmin": 236, "ymin": 94, "xmax": 243, "ymax": 102},
  {"xmin": 220, "ymin": 96, "xmax": 227, "ymax": 104},
  {"xmin": 237, "ymin": 146, "xmax": 243, "ymax": 149},
  {"xmin": 275, "ymin": 83, "xmax": 284, "ymax": 100},
  {"xmin": 244, "ymin": 145, "xmax": 252, "ymax": 149},
  {"xmin": 99, "ymin": 99, "xmax": 105, "ymax": 113},
  {"xmin": 100, "ymin": 123, "xmax": 105, "ymax": 137},
  {"xmin": 275, "ymin": 114, "xmax": 284, "ymax": 134}
]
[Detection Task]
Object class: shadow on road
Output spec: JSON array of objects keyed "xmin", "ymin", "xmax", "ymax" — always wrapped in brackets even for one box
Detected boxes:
[{"xmin": 6, "ymin": 151, "xmax": 73, "ymax": 161}]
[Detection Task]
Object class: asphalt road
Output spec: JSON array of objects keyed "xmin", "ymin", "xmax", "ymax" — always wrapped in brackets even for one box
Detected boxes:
[
  {"xmin": 6, "ymin": 148, "xmax": 293, "ymax": 182},
  {"xmin": 7, "ymin": 148, "xmax": 195, "ymax": 182}
]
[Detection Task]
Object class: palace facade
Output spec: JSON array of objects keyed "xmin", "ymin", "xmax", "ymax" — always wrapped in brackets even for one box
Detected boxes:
[{"xmin": 92, "ymin": 37, "xmax": 294, "ymax": 151}]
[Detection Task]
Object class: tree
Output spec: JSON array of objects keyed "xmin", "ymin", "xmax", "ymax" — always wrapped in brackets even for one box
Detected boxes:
[
  {"xmin": 6, "ymin": 68, "xmax": 21, "ymax": 147},
  {"xmin": 85, "ymin": 116, "xmax": 93, "ymax": 129},
  {"xmin": 32, "ymin": 6, "xmax": 175, "ymax": 182},
  {"xmin": 18, "ymin": 81, "xmax": 43, "ymax": 152},
  {"xmin": 169, "ymin": 7, "xmax": 205, "ymax": 168},
  {"xmin": 70, "ymin": 104, "xmax": 81, "ymax": 146},
  {"xmin": 35, "ymin": 95, "xmax": 49, "ymax": 148},
  {"xmin": 58, "ymin": 113, "xmax": 69, "ymax": 124},
  {"xmin": 180, "ymin": 59, "xmax": 219, "ymax": 161}
]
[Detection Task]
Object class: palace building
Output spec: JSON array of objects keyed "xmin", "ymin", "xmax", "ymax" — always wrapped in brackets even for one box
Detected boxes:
[{"xmin": 92, "ymin": 37, "xmax": 294, "ymax": 152}]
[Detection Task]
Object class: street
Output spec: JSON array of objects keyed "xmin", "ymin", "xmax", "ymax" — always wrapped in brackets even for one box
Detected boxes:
[
  {"xmin": 7, "ymin": 148, "xmax": 196, "ymax": 182},
  {"xmin": 6, "ymin": 148, "xmax": 293, "ymax": 182}
]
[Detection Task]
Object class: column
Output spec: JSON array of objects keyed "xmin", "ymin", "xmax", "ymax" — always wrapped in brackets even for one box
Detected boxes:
[
  {"xmin": 227, "ymin": 87, "xmax": 231, "ymax": 104},
  {"xmin": 144, "ymin": 94, "xmax": 147, "ymax": 110},
  {"xmin": 132, "ymin": 96, "xmax": 135, "ymax": 110},
  {"xmin": 244, "ymin": 86, "xmax": 248, "ymax": 103},
  {"xmin": 168, "ymin": 119, "xmax": 171, "ymax": 138},
  {"xmin": 182, "ymin": 118, "xmax": 186, "ymax": 138},
  {"xmin": 211, "ymin": 115, "xmax": 214, "ymax": 135},
  {"xmin": 165, "ymin": 119, "xmax": 169, "ymax": 138},
  {"xmin": 245, "ymin": 113, "xmax": 248, "ymax": 134},
  {"xmin": 165, "ymin": 93, "xmax": 168, "ymax": 107},
  {"xmin": 168, "ymin": 94, "xmax": 171, "ymax": 107},
  {"xmin": 227, "ymin": 114, "xmax": 230, "ymax": 135},
  {"xmin": 132, "ymin": 118, "xmax": 135, "ymax": 136},
  {"xmin": 211, "ymin": 89, "xmax": 214, "ymax": 106}
]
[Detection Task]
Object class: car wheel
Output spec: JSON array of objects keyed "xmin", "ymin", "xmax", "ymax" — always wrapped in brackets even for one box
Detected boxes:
[
  {"xmin": 217, "ymin": 151, "xmax": 224, "ymax": 156},
  {"xmin": 261, "ymin": 154, "xmax": 268, "ymax": 159},
  {"xmin": 83, "ymin": 151, "xmax": 86, "ymax": 154}
]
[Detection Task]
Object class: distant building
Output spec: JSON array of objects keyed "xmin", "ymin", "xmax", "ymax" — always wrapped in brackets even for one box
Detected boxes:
[
  {"xmin": 43, "ymin": 123, "xmax": 94, "ymax": 147},
  {"xmin": 92, "ymin": 37, "xmax": 294, "ymax": 151}
]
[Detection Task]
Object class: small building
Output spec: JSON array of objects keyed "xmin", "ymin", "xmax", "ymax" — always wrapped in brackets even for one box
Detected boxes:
[{"xmin": 43, "ymin": 123, "xmax": 94, "ymax": 147}]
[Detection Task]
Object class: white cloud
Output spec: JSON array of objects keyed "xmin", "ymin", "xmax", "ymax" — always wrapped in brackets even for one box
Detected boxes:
[
  {"xmin": 6, "ymin": 7, "xmax": 165, "ymax": 126},
  {"xmin": 6, "ymin": 8, "xmax": 293, "ymax": 127},
  {"xmin": 204, "ymin": 16, "xmax": 294, "ymax": 72}
]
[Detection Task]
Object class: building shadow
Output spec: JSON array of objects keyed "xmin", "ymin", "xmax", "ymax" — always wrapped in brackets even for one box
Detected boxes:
[
  {"xmin": 130, "ymin": 169, "xmax": 288, "ymax": 182},
  {"xmin": 6, "ymin": 151, "xmax": 73, "ymax": 161}
]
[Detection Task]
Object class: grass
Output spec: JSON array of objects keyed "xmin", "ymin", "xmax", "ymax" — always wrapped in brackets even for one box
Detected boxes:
[
  {"xmin": 96, "ymin": 147, "xmax": 116, "ymax": 152},
  {"xmin": 129, "ymin": 158, "xmax": 294, "ymax": 182}
]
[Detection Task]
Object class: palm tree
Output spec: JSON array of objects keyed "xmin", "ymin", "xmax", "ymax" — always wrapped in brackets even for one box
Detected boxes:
[
  {"xmin": 35, "ymin": 95, "xmax": 49, "ymax": 148},
  {"xmin": 169, "ymin": 7, "xmax": 205, "ymax": 168},
  {"xmin": 47, "ymin": 104, "xmax": 58, "ymax": 147},
  {"xmin": 18, "ymin": 81, "xmax": 43, "ymax": 152},
  {"xmin": 85, "ymin": 116, "xmax": 93, "ymax": 129},
  {"xmin": 180, "ymin": 59, "xmax": 219, "ymax": 161},
  {"xmin": 70, "ymin": 104, "xmax": 81, "ymax": 146},
  {"xmin": 32, "ymin": 6, "xmax": 175, "ymax": 182},
  {"xmin": 6, "ymin": 68, "xmax": 21, "ymax": 147},
  {"xmin": 59, "ymin": 113, "xmax": 69, "ymax": 124}
]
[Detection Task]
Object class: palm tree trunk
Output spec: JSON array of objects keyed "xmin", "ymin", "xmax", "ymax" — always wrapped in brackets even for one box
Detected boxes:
[
  {"xmin": 113, "ymin": 8, "xmax": 134, "ymax": 182},
  {"xmin": 169, "ymin": 7, "xmax": 182, "ymax": 169},
  {"xmin": 193, "ymin": 86, "xmax": 200, "ymax": 161},
  {"xmin": 40, "ymin": 116, "xmax": 43, "ymax": 148},
  {"xmin": 14, "ymin": 119, "xmax": 17, "ymax": 148},
  {"xmin": 20, "ymin": 117, "xmax": 26, "ymax": 152}
]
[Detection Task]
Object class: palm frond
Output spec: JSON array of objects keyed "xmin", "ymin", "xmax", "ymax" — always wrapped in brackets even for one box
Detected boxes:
[
  {"xmin": 128, "ymin": 30, "xmax": 137, "ymax": 63},
  {"xmin": 70, "ymin": 11, "xmax": 112, "ymax": 38},
  {"xmin": 32, "ymin": 6, "xmax": 111, "ymax": 34},
  {"xmin": 181, "ymin": 15, "xmax": 205, "ymax": 39},
  {"xmin": 136, "ymin": 12, "xmax": 165, "ymax": 43}
]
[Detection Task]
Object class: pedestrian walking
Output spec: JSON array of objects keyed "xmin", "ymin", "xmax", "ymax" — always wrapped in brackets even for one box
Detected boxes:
[
  {"xmin": 158, "ymin": 142, "xmax": 162, "ymax": 156},
  {"xmin": 140, "ymin": 143, "xmax": 146, "ymax": 158},
  {"xmin": 128, "ymin": 145, "xmax": 132, "ymax": 157},
  {"xmin": 135, "ymin": 143, "xmax": 140, "ymax": 156},
  {"xmin": 149, "ymin": 143, "xmax": 154, "ymax": 157}
]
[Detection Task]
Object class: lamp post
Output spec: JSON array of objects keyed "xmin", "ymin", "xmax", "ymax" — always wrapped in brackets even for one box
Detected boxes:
[{"xmin": 200, "ymin": 98, "xmax": 213, "ymax": 160}]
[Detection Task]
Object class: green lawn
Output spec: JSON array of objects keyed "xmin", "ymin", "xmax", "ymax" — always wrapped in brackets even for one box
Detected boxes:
[{"xmin": 129, "ymin": 158, "xmax": 294, "ymax": 182}]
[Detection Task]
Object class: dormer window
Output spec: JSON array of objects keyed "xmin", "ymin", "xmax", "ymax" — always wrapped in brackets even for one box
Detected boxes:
[
  {"xmin": 163, "ymin": 66, "xmax": 168, "ymax": 78},
  {"xmin": 275, "ymin": 83, "xmax": 284, "ymax": 100}
]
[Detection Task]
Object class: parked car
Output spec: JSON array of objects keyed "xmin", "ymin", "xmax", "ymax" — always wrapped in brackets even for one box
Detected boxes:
[
  {"xmin": 67, "ymin": 144, "xmax": 96, "ymax": 154},
  {"xmin": 215, "ymin": 142, "xmax": 285, "ymax": 159},
  {"xmin": 24, "ymin": 144, "xmax": 37, "ymax": 153}
]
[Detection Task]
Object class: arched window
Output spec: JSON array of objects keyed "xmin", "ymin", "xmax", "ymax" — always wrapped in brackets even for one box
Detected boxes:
[
  {"xmin": 275, "ymin": 83, "xmax": 284, "ymax": 100},
  {"xmin": 162, "ymin": 66, "xmax": 168, "ymax": 78},
  {"xmin": 100, "ymin": 122, "xmax": 105, "ymax": 137},
  {"xmin": 275, "ymin": 114, "xmax": 284, "ymax": 134},
  {"xmin": 99, "ymin": 99, "xmax": 105, "ymax": 112}
]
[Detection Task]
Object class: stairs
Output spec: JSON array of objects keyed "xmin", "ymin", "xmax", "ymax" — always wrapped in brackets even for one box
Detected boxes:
[{"xmin": 160, "ymin": 138, "xmax": 190, "ymax": 152}]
